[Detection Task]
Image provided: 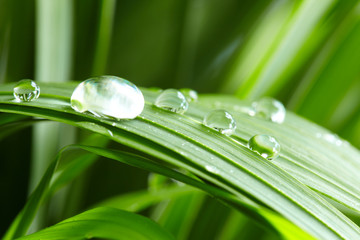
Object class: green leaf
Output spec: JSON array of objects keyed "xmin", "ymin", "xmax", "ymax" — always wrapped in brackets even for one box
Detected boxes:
[
  {"xmin": 289, "ymin": 4, "xmax": 360, "ymax": 127},
  {"xmin": 3, "ymin": 143, "xmax": 277, "ymax": 239},
  {"xmin": 96, "ymin": 185, "xmax": 198, "ymax": 212},
  {"xmin": 0, "ymin": 113, "xmax": 38, "ymax": 140},
  {"xmin": 152, "ymin": 192, "xmax": 205, "ymax": 240},
  {"xmin": 1, "ymin": 82, "xmax": 360, "ymax": 239},
  {"xmin": 221, "ymin": 0, "xmax": 336, "ymax": 98},
  {"xmin": 92, "ymin": 0, "xmax": 116, "ymax": 75},
  {"xmin": 16, "ymin": 207, "xmax": 175, "ymax": 240}
]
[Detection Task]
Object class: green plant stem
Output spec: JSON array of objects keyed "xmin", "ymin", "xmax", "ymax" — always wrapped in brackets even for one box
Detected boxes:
[{"xmin": 92, "ymin": 0, "xmax": 116, "ymax": 76}]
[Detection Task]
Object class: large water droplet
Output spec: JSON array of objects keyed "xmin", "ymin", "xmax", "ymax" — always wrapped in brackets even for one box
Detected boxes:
[
  {"xmin": 154, "ymin": 89, "xmax": 189, "ymax": 114},
  {"xmin": 13, "ymin": 79, "xmax": 40, "ymax": 102},
  {"xmin": 71, "ymin": 76, "xmax": 144, "ymax": 119},
  {"xmin": 252, "ymin": 97, "xmax": 285, "ymax": 123},
  {"xmin": 180, "ymin": 88, "xmax": 198, "ymax": 102},
  {"xmin": 248, "ymin": 134, "xmax": 280, "ymax": 160},
  {"xmin": 203, "ymin": 109, "xmax": 236, "ymax": 136}
]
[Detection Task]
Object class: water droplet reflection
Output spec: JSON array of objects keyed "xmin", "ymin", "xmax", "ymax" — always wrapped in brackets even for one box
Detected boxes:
[
  {"xmin": 154, "ymin": 89, "xmax": 189, "ymax": 114},
  {"xmin": 70, "ymin": 76, "xmax": 144, "ymax": 119},
  {"xmin": 248, "ymin": 134, "xmax": 280, "ymax": 160},
  {"xmin": 180, "ymin": 88, "xmax": 198, "ymax": 102},
  {"xmin": 13, "ymin": 79, "xmax": 40, "ymax": 102},
  {"xmin": 252, "ymin": 97, "xmax": 285, "ymax": 123},
  {"xmin": 203, "ymin": 109, "xmax": 236, "ymax": 136}
]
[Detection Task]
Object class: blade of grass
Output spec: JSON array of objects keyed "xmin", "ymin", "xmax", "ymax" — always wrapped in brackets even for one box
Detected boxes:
[
  {"xmin": 32, "ymin": 0, "xmax": 74, "ymax": 232},
  {"xmin": 288, "ymin": 3, "xmax": 360, "ymax": 127},
  {"xmin": 96, "ymin": 185, "xmax": 198, "ymax": 212},
  {"xmin": 33, "ymin": 0, "xmax": 74, "ymax": 190},
  {"xmin": 92, "ymin": 0, "xmax": 116, "ymax": 75},
  {"xmin": 0, "ymin": 25, "xmax": 9, "ymax": 83},
  {"xmin": 221, "ymin": 0, "xmax": 337, "ymax": 99},
  {"xmin": 152, "ymin": 192, "xmax": 205, "ymax": 240},
  {"xmin": 16, "ymin": 207, "xmax": 175, "ymax": 240},
  {"xmin": 3, "ymin": 143, "xmax": 280, "ymax": 239},
  {"xmin": 1, "ymin": 84, "xmax": 360, "ymax": 238}
]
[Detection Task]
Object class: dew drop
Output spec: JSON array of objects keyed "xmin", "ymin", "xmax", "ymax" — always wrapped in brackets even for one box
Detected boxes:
[
  {"xmin": 252, "ymin": 97, "xmax": 285, "ymax": 123},
  {"xmin": 248, "ymin": 134, "xmax": 280, "ymax": 160},
  {"xmin": 203, "ymin": 109, "xmax": 236, "ymax": 136},
  {"xmin": 205, "ymin": 165, "xmax": 219, "ymax": 174},
  {"xmin": 154, "ymin": 89, "xmax": 189, "ymax": 114},
  {"xmin": 180, "ymin": 88, "xmax": 198, "ymax": 102},
  {"xmin": 13, "ymin": 79, "xmax": 40, "ymax": 102},
  {"xmin": 107, "ymin": 130, "xmax": 113, "ymax": 137},
  {"xmin": 70, "ymin": 76, "xmax": 144, "ymax": 119}
]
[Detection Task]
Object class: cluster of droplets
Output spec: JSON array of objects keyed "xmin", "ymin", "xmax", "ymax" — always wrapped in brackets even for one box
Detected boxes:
[
  {"xmin": 13, "ymin": 79, "xmax": 40, "ymax": 102},
  {"xmin": 201, "ymin": 97, "xmax": 285, "ymax": 160},
  {"xmin": 69, "ymin": 76, "xmax": 200, "ymax": 120},
  {"xmin": 11, "ymin": 76, "xmax": 283, "ymax": 161},
  {"xmin": 248, "ymin": 97, "xmax": 283, "ymax": 159}
]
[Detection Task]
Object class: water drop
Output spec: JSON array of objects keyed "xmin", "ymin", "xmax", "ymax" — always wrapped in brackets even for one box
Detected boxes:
[
  {"xmin": 205, "ymin": 165, "xmax": 219, "ymax": 174},
  {"xmin": 13, "ymin": 79, "xmax": 40, "ymax": 102},
  {"xmin": 154, "ymin": 89, "xmax": 189, "ymax": 114},
  {"xmin": 180, "ymin": 88, "xmax": 198, "ymax": 102},
  {"xmin": 71, "ymin": 76, "xmax": 144, "ymax": 119},
  {"xmin": 252, "ymin": 97, "xmax": 285, "ymax": 123},
  {"xmin": 107, "ymin": 130, "xmax": 113, "ymax": 137},
  {"xmin": 248, "ymin": 134, "xmax": 280, "ymax": 160},
  {"xmin": 203, "ymin": 109, "xmax": 236, "ymax": 136}
]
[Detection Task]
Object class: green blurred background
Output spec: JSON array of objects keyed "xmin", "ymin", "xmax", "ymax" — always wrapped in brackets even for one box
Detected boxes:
[{"xmin": 1, "ymin": 0, "xmax": 359, "ymax": 238}]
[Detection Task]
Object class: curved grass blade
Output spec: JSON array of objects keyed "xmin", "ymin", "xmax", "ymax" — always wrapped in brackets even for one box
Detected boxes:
[
  {"xmin": 16, "ymin": 207, "xmax": 175, "ymax": 240},
  {"xmin": 196, "ymin": 95, "xmax": 360, "ymax": 213},
  {"xmin": 3, "ymin": 143, "xmax": 282, "ymax": 239},
  {"xmin": 0, "ymin": 114, "xmax": 44, "ymax": 141},
  {"xmin": 96, "ymin": 185, "xmax": 198, "ymax": 212},
  {"xmin": 1, "ymin": 83, "xmax": 360, "ymax": 239}
]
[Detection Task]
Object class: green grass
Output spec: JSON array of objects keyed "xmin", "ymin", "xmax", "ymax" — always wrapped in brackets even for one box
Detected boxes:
[{"xmin": 1, "ymin": 0, "xmax": 360, "ymax": 239}]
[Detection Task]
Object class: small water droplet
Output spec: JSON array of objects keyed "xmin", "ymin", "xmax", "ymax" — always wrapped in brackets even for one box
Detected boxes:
[
  {"xmin": 252, "ymin": 97, "xmax": 285, "ymax": 123},
  {"xmin": 154, "ymin": 89, "xmax": 189, "ymax": 114},
  {"xmin": 13, "ymin": 79, "xmax": 40, "ymax": 102},
  {"xmin": 180, "ymin": 88, "xmax": 198, "ymax": 102},
  {"xmin": 248, "ymin": 134, "xmax": 280, "ymax": 160},
  {"xmin": 203, "ymin": 109, "xmax": 236, "ymax": 136},
  {"xmin": 71, "ymin": 76, "xmax": 144, "ymax": 119},
  {"xmin": 107, "ymin": 130, "xmax": 113, "ymax": 137},
  {"xmin": 205, "ymin": 165, "xmax": 219, "ymax": 174}
]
